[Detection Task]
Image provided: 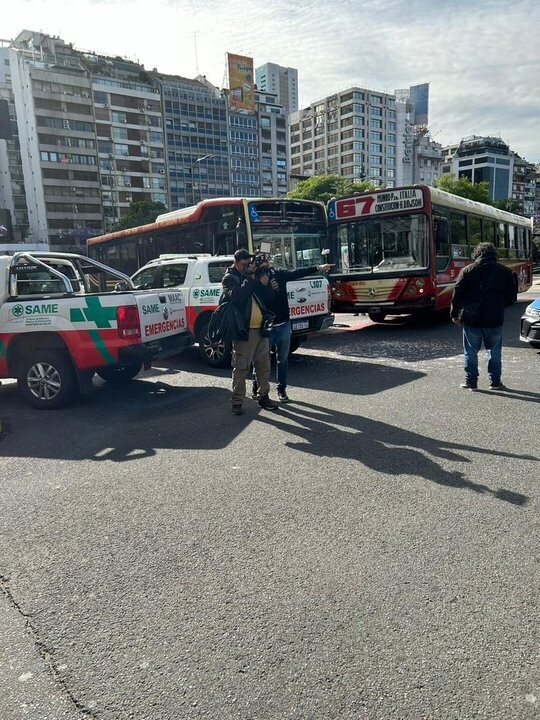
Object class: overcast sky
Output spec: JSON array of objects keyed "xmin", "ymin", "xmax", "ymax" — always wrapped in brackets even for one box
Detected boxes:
[{"xmin": 5, "ymin": 0, "xmax": 540, "ymax": 162}]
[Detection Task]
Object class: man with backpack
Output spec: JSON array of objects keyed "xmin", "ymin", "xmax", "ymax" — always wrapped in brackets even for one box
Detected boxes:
[{"xmin": 221, "ymin": 249, "xmax": 277, "ymax": 415}]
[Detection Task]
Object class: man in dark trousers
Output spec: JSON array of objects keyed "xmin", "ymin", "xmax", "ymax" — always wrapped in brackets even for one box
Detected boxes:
[
  {"xmin": 222, "ymin": 249, "xmax": 277, "ymax": 415},
  {"xmin": 252, "ymin": 255, "xmax": 334, "ymax": 402},
  {"xmin": 450, "ymin": 242, "xmax": 516, "ymax": 390}
]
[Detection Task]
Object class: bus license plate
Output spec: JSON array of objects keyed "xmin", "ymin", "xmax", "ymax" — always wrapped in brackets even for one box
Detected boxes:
[{"xmin": 292, "ymin": 320, "xmax": 309, "ymax": 331}]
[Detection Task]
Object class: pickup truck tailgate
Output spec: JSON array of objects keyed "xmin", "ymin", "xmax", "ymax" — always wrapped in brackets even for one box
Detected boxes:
[{"xmin": 136, "ymin": 291, "xmax": 187, "ymax": 341}]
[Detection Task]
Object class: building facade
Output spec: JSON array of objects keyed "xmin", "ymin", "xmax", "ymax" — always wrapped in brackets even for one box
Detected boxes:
[
  {"xmin": 289, "ymin": 87, "xmax": 403, "ymax": 188},
  {"xmin": 442, "ymin": 136, "xmax": 513, "ymax": 202},
  {"xmin": 161, "ymin": 74, "xmax": 230, "ymax": 209},
  {"xmin": 5, "ymin": 32, "xmax": 102, "ymax": 249},
  {"xmin": 255, "ymin": 63, "xmax": 298, "ymax": 114},
  {"xmin": 255, "ymin": 88, "xmax": 288, "ymax": 196}
]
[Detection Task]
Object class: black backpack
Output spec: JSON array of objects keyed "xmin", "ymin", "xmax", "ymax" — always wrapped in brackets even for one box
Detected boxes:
[{"xmin": 207, "ymin": 296, "xmax": 247, "ymax": 343}]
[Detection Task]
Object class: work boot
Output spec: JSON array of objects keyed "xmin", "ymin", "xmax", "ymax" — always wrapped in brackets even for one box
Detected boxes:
[{"xmin": 258, "ymin": 394, "xmax": 278, "ymax": 410}]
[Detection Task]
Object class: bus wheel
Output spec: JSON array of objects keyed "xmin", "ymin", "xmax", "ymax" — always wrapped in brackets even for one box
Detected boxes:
[
  {"xmin": 96, "ymin": 362, "xmax": 142, "ymax": 383},
  {"xmin": 17, "ymin": 349, "xmax": 78, "ymax": 410},
  {"xmin": 197, "ymin": 320, "xmax": 231, "ymax": 368},
  {"xmin": 368, "ymin": 312, "xmax": 387, "ymax": 323}
]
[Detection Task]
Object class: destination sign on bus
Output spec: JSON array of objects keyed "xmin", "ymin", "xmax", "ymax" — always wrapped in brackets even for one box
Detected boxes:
[{"xmin": 332, "ymin": 188, "xmax": 424, "ymax": 220}]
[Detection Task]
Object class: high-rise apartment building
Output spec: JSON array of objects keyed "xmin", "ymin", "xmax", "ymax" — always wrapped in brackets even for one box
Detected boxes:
[
  {"xmin": 289, "ymin": 87, "xmax": 400, "ymax": 188},
  {"xmin": 510, "ymin": 153, "xmax": 536, "ymax": 216},
  {"xmin": 161, "ymin": 74, "xmax": 230, "ymax": 208},
  {"xmin": 255, "ymin": 63, "xmax": 298, "ymax": 114},
  {"xmin": 0, "ymin": 44, "xmax": 35, "ymax": 247},
  {"xmin": 255, "ymin": 89, "xmax": 288, "ymax": 196},
  {"xmin": 85, "ymin": 55, "xmax": 167, "ymax": 232},
  {"xmin": 289, "ymin": 84, "xmax": 442, "ymax": 191},
  {"xmin": 3, "ymin": 31, "xmax": 171, "ymax": 249},
  {"xmin": 5, "ymin": 32, "xmax": 102, "ymax": 249}
]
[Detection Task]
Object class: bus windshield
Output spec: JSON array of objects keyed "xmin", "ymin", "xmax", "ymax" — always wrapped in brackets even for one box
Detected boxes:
[
  {"xmin": 336, "ymin": 213, "xmax": 429, "ymax": 274},
  {"xmin": 251, "ymin": 225, "xmax": 325, "ymax": 269}
]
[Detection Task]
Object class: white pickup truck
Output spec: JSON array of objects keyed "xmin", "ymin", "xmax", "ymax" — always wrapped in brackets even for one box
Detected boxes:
[
  {"xmin": 129, "ymin": 254, "xmax": 334, "ymax": 367},
  {"xmin": 0, "ymin": 252, "xmax": 192, "ymax": 408}
]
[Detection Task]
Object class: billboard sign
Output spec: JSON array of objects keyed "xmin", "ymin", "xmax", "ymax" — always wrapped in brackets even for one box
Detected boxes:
[{"xmin": 227, "ymin": 53, "xmax": 255, "ymax": 113}]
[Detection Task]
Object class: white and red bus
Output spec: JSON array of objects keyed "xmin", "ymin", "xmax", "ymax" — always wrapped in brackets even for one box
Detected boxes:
[
  {"xmin": 87, "ymin": 198, "xmax": 327, "ymax": 276},
  {"xmin": 327, "ymin": 185, "xmax": 534, "ymax": 320}
]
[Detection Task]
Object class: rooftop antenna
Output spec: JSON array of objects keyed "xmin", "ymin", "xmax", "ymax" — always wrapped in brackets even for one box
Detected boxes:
[{"xmin": 194, "ymin": 32, "xmax": 199, "ymax": 76}]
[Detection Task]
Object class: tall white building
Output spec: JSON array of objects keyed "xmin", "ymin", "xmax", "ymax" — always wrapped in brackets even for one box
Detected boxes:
[
  {"xmin": 289, "ymin": 87, "xmax": 400, "ymax": 188},
  {"xmin": 289, "ymin": 84, "xmax": 441, "ymax": 190},
  {"xmin": 255, "ymin": 63, "xmax": 298, "ymax": 115}
]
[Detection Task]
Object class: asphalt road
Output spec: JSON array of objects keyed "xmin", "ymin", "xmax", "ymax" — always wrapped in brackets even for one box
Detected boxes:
[{"xmin": 1, "ymin": 289, "xmax": 539, "ymax": 720}]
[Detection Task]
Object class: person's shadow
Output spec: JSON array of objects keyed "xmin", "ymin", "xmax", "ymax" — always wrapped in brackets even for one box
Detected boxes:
[{"xmin": 257, "ymin": 401, "xmax": 534, "ymax": 506}]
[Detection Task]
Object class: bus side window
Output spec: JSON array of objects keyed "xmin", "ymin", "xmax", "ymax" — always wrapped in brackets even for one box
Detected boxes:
[
  {"xmin": 449, "ymin": 212, "xmax": 467, "ymax": 258},
  {"xmin": 434, "ymin": 216, "xmax": 450, "ymax": 271},
  {"xmin": 516, "ymin": 227, "xmax": 525, "ymax": 259},
  {"xmin": 506, "ymin": 225, "xmax": 517, "ymax": 259},
  {"xmin": 468, "ymin": 216, "xmax": 482, "ymax": 255},
  {"xmin": 495, "ymin": 222, "xmax": 506, "ymax": 257}
]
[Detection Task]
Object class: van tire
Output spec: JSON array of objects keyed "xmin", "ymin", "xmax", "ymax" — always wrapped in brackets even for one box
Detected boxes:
[
  {"xmin": 368, "ymin": 312, "xmax": 387, "ymax": 322},
  {"xmin": 96, "ymin": 362, "xmax": 142, "ymax": 383},
  {"xmin": 17, "ymin": 349, "xmax": 78, "ymax": 409},
  {"xmin": 197, "ymin": 319, "xmax": 231, "ymax": 368}
]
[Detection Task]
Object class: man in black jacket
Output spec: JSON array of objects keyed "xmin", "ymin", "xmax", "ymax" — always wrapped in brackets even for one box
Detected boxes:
[
  {"xmin": 450, "ymin": 242, "xmax": 516, "ymax": 390},
  {"xmin": 252, "ymin": 255, "xmax": 334, "ymax": 402},
  {"xmin": 222, "ymin": 249, "xmax": 277, "ymax": 415}
]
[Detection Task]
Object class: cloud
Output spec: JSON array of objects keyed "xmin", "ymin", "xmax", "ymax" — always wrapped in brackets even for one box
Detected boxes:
[{"xmin": 6, "ymin": 0, "xmax": 540, "ymax": 160}]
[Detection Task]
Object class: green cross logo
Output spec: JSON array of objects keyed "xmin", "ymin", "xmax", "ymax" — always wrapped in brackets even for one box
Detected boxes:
[
  {"xmin": 192, "ymin": 288, "xmax": 200, "ymax": 299},
  {"xmin": 70, "ymin": 297, "xmax": 117, "ymax": 328},
  {"xmin": 12, "ymin": 304, "xmax": 24, "ymax": 317}
]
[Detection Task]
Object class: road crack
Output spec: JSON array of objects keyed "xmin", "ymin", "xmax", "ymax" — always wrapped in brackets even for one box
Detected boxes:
[{"xmin": 0, "ymin": 574, "xmax": 98, "ymax": 719}]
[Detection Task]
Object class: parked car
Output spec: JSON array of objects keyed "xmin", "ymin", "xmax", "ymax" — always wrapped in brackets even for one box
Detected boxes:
[{"xmin": 520, "ymin": 297, "xmax": 540, "ymax": 348}]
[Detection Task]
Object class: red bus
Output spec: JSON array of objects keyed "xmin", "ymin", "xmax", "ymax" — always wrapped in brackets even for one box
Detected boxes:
[
  {"xmin": 87, "ymin": 197, "xmax": 327, "ymax": 276},
  {"xmin": 327, "ymin": 185, "xmax": 534, "ymax": 320}
]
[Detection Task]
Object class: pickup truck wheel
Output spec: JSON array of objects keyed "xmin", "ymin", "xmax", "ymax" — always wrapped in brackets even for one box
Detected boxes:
[
  {"xmin": 96, "ymin": 362, "xmax": 142, "ymax": 383},
  {"xmin": 17, "ymin": 350, "xmax": 78, "ymax": 410},
  {"xmin": 197, "ymin": 320, "xmax": 231, "ymax": 368}
]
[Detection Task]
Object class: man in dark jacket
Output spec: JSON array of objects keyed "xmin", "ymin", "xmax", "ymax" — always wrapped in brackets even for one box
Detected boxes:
[
  {"xmin": 450, "ymin": 242, "xmax": 516, "ymax": 390},
  {"xmin": 222, "ymin": 248, "xmax": 277, "ymax": 415},
  {"xmin": 252, "ymin": 255, "xmax": 334, "ymax": 402}
]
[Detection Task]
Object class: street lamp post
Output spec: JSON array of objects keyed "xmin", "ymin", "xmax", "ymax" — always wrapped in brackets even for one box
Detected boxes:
[{"xmin": 190, "ymin": 154, "xmax": 216, "ymax": 206}]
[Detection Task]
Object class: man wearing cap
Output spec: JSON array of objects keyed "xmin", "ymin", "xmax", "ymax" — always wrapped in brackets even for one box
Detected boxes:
[{"xmin": 221, "ymin": 249, "xmax": 278, "ymax": 415}]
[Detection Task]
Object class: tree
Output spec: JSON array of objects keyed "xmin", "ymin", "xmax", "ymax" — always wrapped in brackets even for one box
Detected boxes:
[
  {"xmin": 432, "ymin": 173, "xmax": 491, "ymax": 204},
  {"xmin": 113, "ymin": 200, "xmax": 167, "ymax": 231},
  {"xmin": 492, "ymin": 198, "xmax": 523, "ymax": 214},
  {"xmin": 287, "ymin": 174, "xmax": 377, "ymax": 203}
]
